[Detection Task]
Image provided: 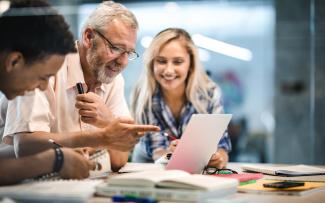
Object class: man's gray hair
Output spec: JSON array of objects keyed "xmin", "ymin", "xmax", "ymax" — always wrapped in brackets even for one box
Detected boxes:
[{"xmin": 82, "ymin": 1, "xmax": 138, "ymax": 32}]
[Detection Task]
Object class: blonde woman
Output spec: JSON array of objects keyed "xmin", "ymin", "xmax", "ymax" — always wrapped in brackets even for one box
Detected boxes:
[{"xmin": 131, "ymin": 28, "xmax": 231, "ymax": 169}]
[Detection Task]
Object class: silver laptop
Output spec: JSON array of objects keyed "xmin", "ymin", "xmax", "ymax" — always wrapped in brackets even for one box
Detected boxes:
[{"xmin": 165, "ymin": 114, "xmax": 232, "ymax": 174}]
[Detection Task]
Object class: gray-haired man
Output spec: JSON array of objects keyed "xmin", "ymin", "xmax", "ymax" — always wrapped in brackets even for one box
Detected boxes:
[{"xmin": 1, "ymin": 1, "xmax": 159, "ymax": 172}]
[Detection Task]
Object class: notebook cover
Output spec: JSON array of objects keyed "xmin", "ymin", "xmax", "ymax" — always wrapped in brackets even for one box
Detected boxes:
[{"xmin": 211, "ymin": 173, "xmax": 263, "ymax": 182}]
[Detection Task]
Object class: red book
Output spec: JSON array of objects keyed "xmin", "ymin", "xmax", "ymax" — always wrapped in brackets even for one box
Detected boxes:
[{"xmin": 212, "ymin": 173, "xmax": 263, "ymax": 182}]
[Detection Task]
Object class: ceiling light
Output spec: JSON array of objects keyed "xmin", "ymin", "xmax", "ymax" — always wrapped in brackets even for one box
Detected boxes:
[
  {"xmin": 0, "ymin": 0, "xmax": 10, "ymax": 15},
  {"xmin": 193, "ymin": 34, "xmax": 253, "ymax": 61}
]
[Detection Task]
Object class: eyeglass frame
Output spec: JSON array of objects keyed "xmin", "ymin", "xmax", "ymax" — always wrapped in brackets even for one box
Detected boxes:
[
  {"xmin": 93, "ymin": 29, "xmax": 139, "ymax": 61},
  {"xmin": 202, "ymin": 166, "xmax": 238, "ymax": 175}
]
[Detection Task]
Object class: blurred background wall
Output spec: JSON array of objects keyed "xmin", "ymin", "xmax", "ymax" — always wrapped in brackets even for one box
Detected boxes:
[
  {"xmin": 274, "ymin": 0, "xmax": 325, "ymax": 164},
  {"xmin": 47, "ymin": 0, "xmax": 325, "ymax": 164}
]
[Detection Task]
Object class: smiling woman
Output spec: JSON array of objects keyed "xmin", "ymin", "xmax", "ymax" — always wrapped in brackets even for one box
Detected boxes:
[
  {"xmin": 153, "ymin": 39, "xmax": 190, "ymax": 96},
  {"xmin": 130, "ymin": 28, "xmax": 231, "ymax": 169}
]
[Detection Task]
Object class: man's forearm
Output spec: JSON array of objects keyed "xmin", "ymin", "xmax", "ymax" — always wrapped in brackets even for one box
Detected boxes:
[
  {"xmin": 12, "ymin": 122, "xmax": 159, "ymax": 157},
  {"xmin": 0, "ymin": 145, "xmax": 16, "ymax": 158},
  {"xmin": 13, "ymin": 130, "xmax": 105, "ymax": 157},
  {"xmin": 0, "ymin": 150, "xmax": 54, "ymax": 185}
]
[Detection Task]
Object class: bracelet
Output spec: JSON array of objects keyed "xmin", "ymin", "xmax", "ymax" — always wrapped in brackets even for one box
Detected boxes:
[{"xmin": 53, "ymin": 148, "xmax": 64, "ymax": 173}]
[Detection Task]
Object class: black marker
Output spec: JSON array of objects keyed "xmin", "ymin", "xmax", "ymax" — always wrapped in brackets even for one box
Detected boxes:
[{"xmin": 76, "ymin": 82, "xmax": 84, "ymax": 94}]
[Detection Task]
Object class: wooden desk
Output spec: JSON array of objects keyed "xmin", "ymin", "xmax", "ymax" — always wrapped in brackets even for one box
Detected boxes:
[{"xmin": 89, "ymin": 162, "xmax": 325, "ymax": 203}]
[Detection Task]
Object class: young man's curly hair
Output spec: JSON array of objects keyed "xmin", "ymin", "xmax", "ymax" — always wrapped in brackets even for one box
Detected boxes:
[{"xmin": 0, "ymin": 0, "xmax": 75, "ymax": 64}]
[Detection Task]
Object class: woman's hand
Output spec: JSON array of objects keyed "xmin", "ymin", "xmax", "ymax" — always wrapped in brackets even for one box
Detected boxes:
[
  {"xmin": 167, "ymin": 139, "xmax": 179, "ymax": 153},
  {"xmin": 207, "ymin": 148, "xmax": 229, "ymax": 169},
  {"xmin": 152, "ymin": 139, "xmax": 180, "ymax": 161}
]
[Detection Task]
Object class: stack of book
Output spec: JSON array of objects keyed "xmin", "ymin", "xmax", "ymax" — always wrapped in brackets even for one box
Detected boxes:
[{"xmin": 96, "ymin": 170, "xmax": 238, "ymax": 202}]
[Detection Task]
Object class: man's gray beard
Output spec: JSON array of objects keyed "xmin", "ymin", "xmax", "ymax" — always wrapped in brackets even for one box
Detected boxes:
[
  {"xmin": 86, "ymin": 49, "xmax": 114, "ymax": 84},
  {"xmin": 96, "ymin": 66, "xmax": 114, "ymax": 84}
]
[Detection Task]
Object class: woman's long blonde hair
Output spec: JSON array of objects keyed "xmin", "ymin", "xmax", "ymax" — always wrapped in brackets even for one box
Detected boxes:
[{"xmin": 131, "ymin": 28, "xmax": 214, "ymax": 123}]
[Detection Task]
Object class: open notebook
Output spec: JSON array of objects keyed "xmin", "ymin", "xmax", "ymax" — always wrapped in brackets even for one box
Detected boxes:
[
  {"xmin": 96, "ymin": 170, "xmax": 238, "ymax": 202},
  {"xmin": 242, "ymin": 164, "xmax": 325, "ymax": 177}
]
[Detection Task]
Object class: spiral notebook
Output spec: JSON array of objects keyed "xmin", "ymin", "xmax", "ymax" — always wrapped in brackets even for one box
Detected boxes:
[
  {"xmin": 35, "ymin": 149, "xmax": 111, "ymax": 181},
  {"xmin": 0, "ymin": 150, "xmax": 109, "ymax": 202},
  {"xmin": 0, "ymin": 179, "xmax": 103, "ymax": 203}
]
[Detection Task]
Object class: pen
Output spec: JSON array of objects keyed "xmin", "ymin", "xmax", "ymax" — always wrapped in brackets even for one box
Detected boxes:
[
  {"xmin": 76, "ymin": 82, "xmax": 84, "ymax": 94},
  {"xmin": 152, "ymin": 111, "xmax": 177, "ymax": 141},
  {"xmin": 112, "ymin": 195, "xmax": 156, "ymax": 203},
  {"xmin": 76, "ymin": 82, "xmax": 84, "ymax": 130},
  {"xmin": 162, "ymin": 132, "xmax": 178, "ymax": 141},
  {"xmin": 48, "ymin": 139, "xmax": 63, "ymax": 148}
]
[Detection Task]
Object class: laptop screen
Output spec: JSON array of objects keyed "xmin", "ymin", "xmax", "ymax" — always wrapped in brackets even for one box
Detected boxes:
[{"xmin": 165, "ymin": 114, "xmax": 232, "ymax": 174}]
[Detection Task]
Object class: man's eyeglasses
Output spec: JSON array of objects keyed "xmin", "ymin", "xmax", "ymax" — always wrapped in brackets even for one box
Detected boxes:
[
  {"xmin": 93, "ymin": 29, "xmax": 139, "ymax": 61},
  {"xmin": 202, "ymin": 166, "xmax": 238, "ymax": 175}
]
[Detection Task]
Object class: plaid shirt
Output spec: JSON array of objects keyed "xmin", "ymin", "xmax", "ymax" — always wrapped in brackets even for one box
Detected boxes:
[{"xmin": 133, "ymin": 83, "xmax": 231, "ymax": 162}]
